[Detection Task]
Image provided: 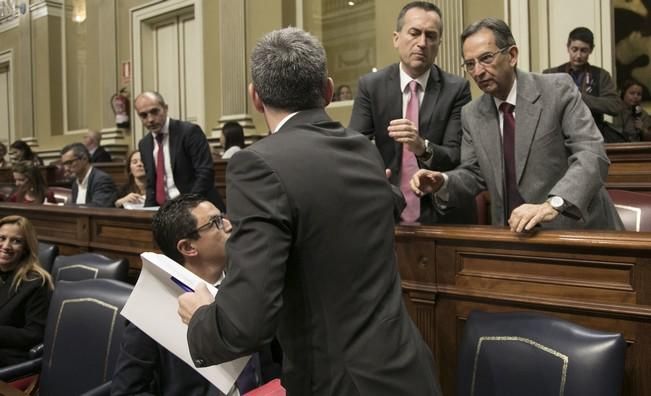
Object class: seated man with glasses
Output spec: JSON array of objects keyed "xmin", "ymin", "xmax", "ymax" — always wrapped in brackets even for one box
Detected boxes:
[
  {"xmin": 410, "ymin": 17, "xmax": 623, "ymax": 232},
  {"xmin": 60, "ymin": 142, "xmax": 118, "ymax": 207},
  {"xmin": 111, "ymin": 194, "xmax": 267, "ymax": 396}
]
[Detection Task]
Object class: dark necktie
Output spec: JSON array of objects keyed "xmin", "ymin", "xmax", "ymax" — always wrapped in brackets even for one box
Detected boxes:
[
  {"xmin": 500, "ymin": 102, "xmax": 524, "ymax": 219},
  {"xmin": 155, "ymin": 134, "xmax": 166, "ymax": 206},
  {"xmin": 400, "ymin": 80, "xmax": 421, "ymax": 223}
]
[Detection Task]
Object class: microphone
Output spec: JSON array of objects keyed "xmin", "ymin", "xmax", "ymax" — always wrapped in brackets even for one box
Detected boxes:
[{"xmin": 633, "ymin": 105, "xmax": 642, "ymax": 119}]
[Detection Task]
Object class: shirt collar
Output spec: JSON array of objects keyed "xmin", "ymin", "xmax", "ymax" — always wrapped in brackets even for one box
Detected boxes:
[
  {"xmin": 273, "ymin": 112, "xmax": 299, "ymax": 134},
  {"xmin": 78, "ymin": 165, "xmax": 93, "ymax": 186},
  {"xmin": 399, "ymin": 63, "xmax": 430, "ymax": 93},
  {"xmin": 493, "ymin": 78, "xmax": 518, "ymax": 111}
]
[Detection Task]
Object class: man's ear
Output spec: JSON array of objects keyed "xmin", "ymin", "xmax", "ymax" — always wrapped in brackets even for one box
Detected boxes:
[
  {"xmin": 249, "ymin": 83, "xmax": 265, "ymax": 113},
  {"xmin": 323, "ymin": 77, "xmax": 335, "ymax": 107},
  {"xmin": 176, "ymin": 238, "xmax": 198, "ymax": 258}
]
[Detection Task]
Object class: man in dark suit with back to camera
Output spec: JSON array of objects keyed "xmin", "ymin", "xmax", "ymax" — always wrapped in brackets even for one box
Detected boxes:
[
  {"xmin": 350, "ymin": 1, "xmax": 474, "ymax": 225},
  {"xmin": 135, "ymin": 91, "xmax": 225, "ymax": 211},
  {"xmin": 178, "ymin": 27, "xmax": 442, "ymax": 396},
  {"xmin": 60, "ymin": 143, "xmax": 117, "ymax": 207},
  {"xmin": 83, "ymin": 130, "xmax": 112, "ymax": 163},
  {"xmin": 410, "ymin": 18, "xmax": 623, "ymax": 232}
]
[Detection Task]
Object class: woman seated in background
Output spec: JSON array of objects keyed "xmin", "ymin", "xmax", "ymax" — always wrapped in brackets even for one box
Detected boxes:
[
  {"xmin": 10, "ymin": 162, "xmax": 57, "ymax": 204},
  {"xmin": 221, "ymin": 121, "xmax": 245, "ymax": 159},
  {"xmin": 9, "ymin": 140, "xmax": 44, "ymax": 166},
  {"xmin": 0, "ymin": 215, "xmax": 53, "ymax": 366},
  {"xmin": 115, "ymin": 150, "xmax": 146, "ymax": 208},
  {"xmin": 613, "ymin": 80, "xmax": 651, "ymax": 142}
]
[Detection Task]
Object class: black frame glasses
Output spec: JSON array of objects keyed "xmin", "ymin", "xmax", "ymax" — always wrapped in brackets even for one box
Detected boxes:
[
  {"xmin": 61, "ymin": 156, "xmax": 81, "ymax": 166},
  {"xmin": 461, "ymin": 46, "xmax": 512, "ymax": 73},
  {"xmin": 184, "ymin": 214, "xmax": 226, "ymax": 239}
]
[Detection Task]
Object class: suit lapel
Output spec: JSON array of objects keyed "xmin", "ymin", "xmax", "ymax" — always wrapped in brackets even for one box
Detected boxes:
[
  {"xmin": 475, "ymin": 94, "xmax": 504, "ymax": 201},
  {"xmin": 168, "ymin": 119, "xmax": 178, "ymax": 171},
  {"xmin": 86, "ymin": 168, "xmax": 95, "ymax": 201},
  {"xmin": 419, "ymin": 65, "xmax": 441, "ymax": 137},
  {"xmin": 0, "ymin": 274, "xmax": 16, "ymax": 310},
  {"xmin": 387, "ymin": 65, "xmax": 404, "ymax": 174},
  {"xmin": 514, "ymin": 70, "xmax": 542, "ymax": 182}
]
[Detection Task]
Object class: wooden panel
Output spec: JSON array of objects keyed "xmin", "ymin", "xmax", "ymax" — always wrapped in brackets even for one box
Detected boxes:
[
  {"xmin": 606, "ymin": 143, "xmax": 651, "ymax": 191},
  {"xmin": 397, "ymin": 224, "xmax": 651, "ymax": 396}
]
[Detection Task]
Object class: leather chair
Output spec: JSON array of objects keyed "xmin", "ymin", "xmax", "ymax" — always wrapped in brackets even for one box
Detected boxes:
[
  {"xmin": 37, "ymin": 242, "xmax": 59, "ymax": 273},
  {"xmin": 457, "ymin": 311, "xmax": 626, "ymax": 396},
  {"xmin": 608, "ymin": 189, "xmax": 651, "ymax": 231},
  {"xmin": 51, "ymin": 252, "xmax": 129, "ymax": 283},
  {"xmin": 0, "ymin": 279, "xmax": 133, "ymax": 396},
  {"xmin": 48, "ymin": 186, "xmax": 72, "ymax": 205}
]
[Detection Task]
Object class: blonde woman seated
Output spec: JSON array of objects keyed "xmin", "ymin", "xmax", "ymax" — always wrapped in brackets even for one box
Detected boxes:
[
  {"xmin": 10, "ymin": 162, "xmax": 57, "ymax": 204},
  {"xmin": 0, "ymin": 215, "xmax": 53, "ymax": 366},
  {"xmin": 115, "ymin": 150, "xmax": 146, "ymax": 208}
]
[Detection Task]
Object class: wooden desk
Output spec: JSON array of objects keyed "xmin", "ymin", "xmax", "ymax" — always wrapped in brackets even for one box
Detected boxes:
[
  {"xmin": 0, "ymin": 203, "xmax": 157, "ymax": 280},
  {"xmin": 396, "ymin": 224, "xmax": 651, "ymax": 396},
  {"xmin": 606, "ymin": 142, "xmax": 651, "ymax": 191}
]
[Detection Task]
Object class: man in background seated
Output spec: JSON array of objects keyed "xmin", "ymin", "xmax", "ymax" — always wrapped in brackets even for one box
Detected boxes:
[
  {"xmin": 83, "ymin": 130, "xmax": 112, "ymax": 163},
  {"xmin": 60, "ymin": 143, "xmax": 117, "ymax": 207},
  {"xmin": 111, "ymin": 194, "xmax": 266, "ymax": 396},
  {"xmin": 543, "ymin": 27, "xmax": 624, "ymax": 142},
  {"xmin": 349, "ymin": 1, "xmax": 474, "ymax": 225},
  {"xmin": 411, "ymin": 18, "xmax": 623, "ymax": 232},
  {"xmin": 135, "ymin": 91, "xmax": 225, "ymax": 211}
]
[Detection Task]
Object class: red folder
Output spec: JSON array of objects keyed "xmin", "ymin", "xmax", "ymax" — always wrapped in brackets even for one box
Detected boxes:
[{"xmin": 243, "ymin": 379, "xmax": 285, "ymax": 396}]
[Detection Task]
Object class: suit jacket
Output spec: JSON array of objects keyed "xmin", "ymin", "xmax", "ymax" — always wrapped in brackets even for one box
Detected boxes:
[
  {"xmin": 139, "ymin": 119, "xmax": 225, "ymax": 211},
  {"xmin": 446, "ymin": 70, "xmax": 623, "ymax": 229},
  {"xmin": 350, "ymin": 63, "xmax": 475, "ymax": 224},
  {"xmin": 0, "ymin": 270, "xmax": 51, "ymax": 366},
  {"xmin": 70, "ymin": 167, "xmax": 118, "ymax": 208},
  {"xmin": 90, "ymin": 146, "xmax": 112, "ymax": 163},
  {"xmin": 187, "ymin": 109, "xmax": 441, "ymax": 396},
  {"xmin": 111, "ymin": 323, "xmax": 261, "ymax": 396}
]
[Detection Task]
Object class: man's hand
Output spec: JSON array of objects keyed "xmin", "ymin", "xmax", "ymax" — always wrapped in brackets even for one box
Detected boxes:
[
  {"xmin": 178, "ymin": 283, "xmax": 215, "ymax": 325},
  {"xmin": 388, "ymin": 118, "xmax": 425, "ymax": 155},
  {"xmin": 410, "ymin": 169, "xmax": 445, "ymax": 197},
  {"xmin": 508, "ymin": 202, "xmax": 560, "ymax": 233}
]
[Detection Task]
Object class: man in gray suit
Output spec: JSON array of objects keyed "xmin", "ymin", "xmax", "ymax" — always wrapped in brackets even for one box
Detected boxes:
[
  {"xmin": 350, "ymin": 1, "xmax": 474, "ymax": 225},
  {"xmin": 410, "ymin": 18, "xmax": 623, "ymax": 232},
  {"xmin": 177, "ymin": 27, "xmax": 441, "ymax": 395}
]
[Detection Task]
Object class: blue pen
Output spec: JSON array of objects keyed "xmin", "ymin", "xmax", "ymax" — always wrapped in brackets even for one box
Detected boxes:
[{"xmin": 170, "ymin": 276, "xmax": 194, "ymax": 293}]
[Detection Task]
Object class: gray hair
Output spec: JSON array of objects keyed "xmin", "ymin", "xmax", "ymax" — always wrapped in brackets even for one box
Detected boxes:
[
  {"xmin": 460, "ymin": 18, "xmax": 516, "ymax": 54},
  {"xmin": 250, "ymin": 27, "xmax": 328, "ymax": 112}
]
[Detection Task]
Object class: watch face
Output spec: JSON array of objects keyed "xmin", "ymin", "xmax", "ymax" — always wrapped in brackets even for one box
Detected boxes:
[{"xmin": 550, "ymin": 196, "xmax": 564, "ymax": 208}]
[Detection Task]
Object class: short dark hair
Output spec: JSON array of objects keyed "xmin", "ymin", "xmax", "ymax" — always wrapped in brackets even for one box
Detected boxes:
[
  {"xmin": 396, "ymin": 1, "xmax": 442, "ymax": 32},
  {"xmin": 567, "ymin": 27, "xmax": 594, "ymax": 49},
  {"xmin": 460, "ymin": 17, "xmax": 516, "ymax": 54},
  {"xmin": 250, "ymin": 27, "xmax": 328, "ymax": 112},
  {"xmin": 152, "ymin": 194, "xmax": 204, "ymax": 263},
  {"xmin": 222, "ymin": 122, "xmax": 245, "ymax": 150},
  {"xmin": 60, "ymin": 142, "xmax": 90, "ymax": 161}
]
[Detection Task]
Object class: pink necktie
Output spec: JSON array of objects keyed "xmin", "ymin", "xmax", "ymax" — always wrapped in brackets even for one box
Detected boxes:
[{"xmin": 400, "ymin": 80, "xmax": 421, "ymax": 223}]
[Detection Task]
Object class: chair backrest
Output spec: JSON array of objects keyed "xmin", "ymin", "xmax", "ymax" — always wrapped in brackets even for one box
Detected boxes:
[
  {"xmin": 608, "ymin": 189, "xmax": 651, "ymax": 232},
  {"xmin": 38, "ymin": 279, "xmax": 133, "ymax": 396},
  {"xmin": 37, "ymin": 242, "xmax": 59, "ymax": 273},
  {"xmin": 51, "ymin": 253, "xmax": 129, "ymax": 283},
  {"xmin": 457, "ymin": 311, "xmax": 626, "ymax": 396},
  {"xmin": 49, "ymin": 186, "xmax": 72, "ymax": 205}
]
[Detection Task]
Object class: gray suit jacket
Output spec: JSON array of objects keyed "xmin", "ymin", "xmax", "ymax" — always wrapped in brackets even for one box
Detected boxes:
[
  {"xmin": 70, "ymin": 167, "xmax": 118, "ymax": 208},
  {"xmin": 446, "ymin": 69, "xmax": 623, "ymax": 229},
  {"xmin": 350, "ymin": 63, "xmax": 474, "ymax": 224}
]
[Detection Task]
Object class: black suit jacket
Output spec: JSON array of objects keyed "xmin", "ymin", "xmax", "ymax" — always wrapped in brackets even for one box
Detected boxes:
[
  {"xmin": 138, "ymin": 119, "xmax": 225, "ymax": 211},
  {"xmin": 0, "ymin": 271, "xmax": 51, "ymax": 366},
  {"xmin": 350, "ymin": 63, "xmax": 475, "ymax": 224},
  {"xmin": 90, "ymin": 146, "xmax": 112, "ymax": 163},
  {"xmin": 187, "ymin": 109, "xmax": 441, "ymax": 396},
  {"xmin": 70, "ymin": 167, "xmax": 118, "ymax": 208}
]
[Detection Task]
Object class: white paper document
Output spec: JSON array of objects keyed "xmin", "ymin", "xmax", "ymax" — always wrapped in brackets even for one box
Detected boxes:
[{"xmin": 121, "ymin": 252, "xmax": 250, "ymax": 394}]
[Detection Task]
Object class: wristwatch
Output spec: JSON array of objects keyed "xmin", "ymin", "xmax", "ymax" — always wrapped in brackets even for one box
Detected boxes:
[
  {"xmin": 417, "ymin": 139, "xmax": 433, "ymax": 161},
  {"xmin": 547, "ymin": 196, "xmax": 567, "ymax": 213}
]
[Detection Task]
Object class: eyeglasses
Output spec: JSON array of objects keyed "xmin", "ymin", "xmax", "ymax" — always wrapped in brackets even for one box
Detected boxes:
[
  {"xmin": 184, "ymin": 214, "xmax": 227, "ymax": 239},
  {"xmin": 61, "ymin": 157, "xmax": 80, "ymax": 166},
  {"xmin": 461, "ymin": 46, "xmax": 512, "ymax": 73}
]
